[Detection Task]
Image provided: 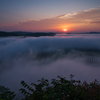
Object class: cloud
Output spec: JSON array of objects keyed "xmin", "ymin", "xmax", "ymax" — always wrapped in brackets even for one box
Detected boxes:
[
  {"xmin": 0, "ymin": 7, "xmax": 100, "ymax": 31},
  {"xmin": 0, "ymin": 35, "xmax": 100, "ymax": 64},
  {"xmin": 90, "ymin": 21, "xmax": 100, "ymax": 24},
  {"xmin": 58, "ymin": 13, "xmax": 77, "ymax": 18}
]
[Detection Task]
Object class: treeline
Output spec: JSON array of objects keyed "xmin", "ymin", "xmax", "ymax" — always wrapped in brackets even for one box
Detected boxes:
[
  {"xmin": 0, "ymin": 75, "xmax": 100, "ymax": 100},
  {"xmin": 0, "ymin": 31, "xmax": 56, "ymax": 37}
]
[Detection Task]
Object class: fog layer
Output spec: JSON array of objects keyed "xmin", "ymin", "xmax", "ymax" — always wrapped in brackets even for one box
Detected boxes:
[{"xmin": 0, "ymin": 34, "xmax": 100, "ymax": 93}]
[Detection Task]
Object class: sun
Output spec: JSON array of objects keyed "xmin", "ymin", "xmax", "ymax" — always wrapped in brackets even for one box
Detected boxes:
[{"xmin": 63, "ymin": 29, "xmax": 67, "ymax": 32}]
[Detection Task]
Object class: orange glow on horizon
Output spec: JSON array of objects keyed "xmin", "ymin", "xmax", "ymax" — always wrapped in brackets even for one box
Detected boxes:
[
  {"xmin": 63, "ymin": 28, "xmax": 68, "ymax": 32},
  {"xmin": 60, "ymin": 25, "xmax": 69, "ymax": 32}
]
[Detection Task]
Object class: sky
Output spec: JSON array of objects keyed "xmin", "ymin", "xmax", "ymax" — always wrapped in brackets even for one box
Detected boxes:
[{"xmin": 0, "ymin": 0, "xmax": 100, "ymax": 32}]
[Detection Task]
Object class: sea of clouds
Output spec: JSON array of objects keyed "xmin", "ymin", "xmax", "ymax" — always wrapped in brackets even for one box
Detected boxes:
[{"xmin": 0, "ymin": 34, "xmax": 100, "ymax": 95}]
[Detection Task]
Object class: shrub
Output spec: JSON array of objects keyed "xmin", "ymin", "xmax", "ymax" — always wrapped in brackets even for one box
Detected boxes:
[
  {"xmin": 19, "ymin": 75, "xmax": 100, "ymax": 100},
  {"xmin": 0, "ymin": 85, "xmax": 16, "ymax": 100}
]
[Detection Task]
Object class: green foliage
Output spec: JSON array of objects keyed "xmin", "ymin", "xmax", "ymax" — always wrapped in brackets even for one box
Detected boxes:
[
  {"xmin": 19, "ymin": 75, "xmax": 100, "ymax": 100},
  {"xmin": 0, "ymin": 85, "xmax": 16, "ymax": 100}
]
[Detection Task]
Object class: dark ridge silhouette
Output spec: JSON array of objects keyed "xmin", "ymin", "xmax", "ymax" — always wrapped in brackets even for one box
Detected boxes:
[
  {"xmin": 89, "ymin": 32, "xmax": 100, "ymax": 34},
  {"xmin": 66, "ymin": 32, "xmax": 100, "ymax": 34},
  {"xmin": 0, "ymin": 31, "xmax": 56, "ymax": 37}
]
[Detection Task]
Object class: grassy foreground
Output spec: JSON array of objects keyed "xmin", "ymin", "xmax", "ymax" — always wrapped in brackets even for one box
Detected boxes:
[{"xmin": 0, "ymin": 75, "xmax": 100, "ymax": 100}]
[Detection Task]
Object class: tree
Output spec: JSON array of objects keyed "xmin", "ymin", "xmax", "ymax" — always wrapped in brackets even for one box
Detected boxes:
[{"xmin": 0, "ymin": 85, "xmax": 16, "ymax": 100}]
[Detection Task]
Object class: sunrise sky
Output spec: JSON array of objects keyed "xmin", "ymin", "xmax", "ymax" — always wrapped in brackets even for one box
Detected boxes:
[{"xmin": 0, "ymin": 0, "xmax": 100, "ymax": 32}]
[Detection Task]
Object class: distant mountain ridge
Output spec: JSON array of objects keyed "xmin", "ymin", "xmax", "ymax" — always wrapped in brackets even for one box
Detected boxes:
[
  {"xmin": 0, "ymin": 31, "xmax": 100, "ymax": 37},
  {"xmin": 66, "ymin": 32, "xmax": 100, "ymax": 34},
  {"xmin": 89, "ymin": 32, "xmax": 100, "ymax": 34},
  {"xmin": 0, "ymin": 31, "xmax": 56, "ymax": 37}
]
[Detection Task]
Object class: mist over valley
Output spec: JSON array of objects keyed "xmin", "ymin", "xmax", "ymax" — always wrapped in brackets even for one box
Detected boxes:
[{"xmin": 0, "ymin": 33, "xmax": 100, "ymax": 95}]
